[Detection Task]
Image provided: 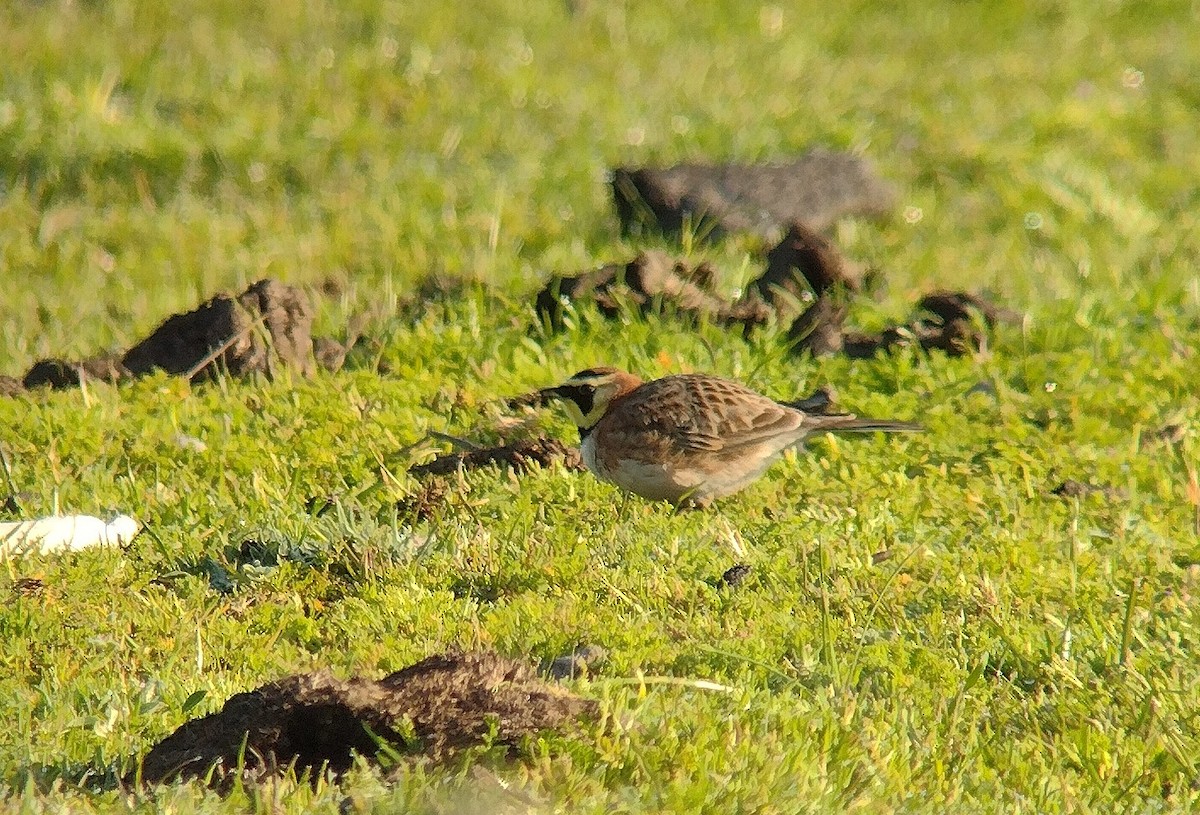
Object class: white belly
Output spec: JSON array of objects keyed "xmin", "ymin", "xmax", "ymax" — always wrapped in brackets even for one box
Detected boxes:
[
  {"xmin": 580, "ymin": 434, "xmax": 707, "ymax": 502},
  {"xmin": 581, "ymin": 434, "xmax": 788, "ymax": 504},
  {"xmin": 580, "ymin": 433, "xmax": 602, "ymax": 477}
]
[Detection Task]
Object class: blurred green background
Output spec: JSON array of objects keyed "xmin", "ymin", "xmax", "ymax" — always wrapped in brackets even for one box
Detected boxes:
[{"xmin": 2, "ymin": 0, "xmax": 1196, "ymax": 371}]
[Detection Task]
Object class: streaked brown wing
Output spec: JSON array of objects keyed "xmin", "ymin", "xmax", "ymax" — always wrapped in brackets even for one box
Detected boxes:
[{"xmin": 618, "ymin": 374, "xmax": 805, "ymax": 456}]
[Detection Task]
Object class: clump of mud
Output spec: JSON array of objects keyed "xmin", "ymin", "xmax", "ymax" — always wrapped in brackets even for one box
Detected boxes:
[
  {"xmin": 6, "ymin": 279, "xmax": 349, "ymax": 396},
  {"xmin": 1050, "ymin": 479, "xmax": 1125, "ymax": 501},
  {"xmin": 391, "ymin": 431, "xmax": 586, "ymax": 522},
  {"xmin": 538, "ymin": 216, "xmax": 1018, "ymax": 360},
  {"xmin": 408, "ymin": 437, "xmax": 585, "ymax": 479},
  {"xmin": 134, "ymin": 650, "xmax": 597, "ymax": 787},
  {"xmin": 396, "ymin": 477, "xmax": 452, "ymax": 522},
  {"xmin": 21, "ymin": 354, "xmax": 130, "ymax": 390},
  {"xmin": 121, "ymin": 278, "xmax": 315, "ymax": 379},
  {"xmin": 790, "ymin": 289, "xmax": 1020, "ymax": 358},
  {"xmin": 751, "ymin": 220, "xmax": 863, "ymax": 311},
  {"xmin": 536, "ymin": 249, "xmax": 771, "ymax": 331},
  {"xmin": 612, "ymin": 149, "xmax": 895, "ymax": 241}
]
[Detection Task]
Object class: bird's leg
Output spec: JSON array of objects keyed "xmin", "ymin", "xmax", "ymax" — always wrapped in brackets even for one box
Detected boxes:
[
  {"xmin": 673, "ymin": 494, "xmax": 712, "ymax": 513},
  {"xmin": 617, "ymin": 491, "xmax": 633, "ymax": 520}
]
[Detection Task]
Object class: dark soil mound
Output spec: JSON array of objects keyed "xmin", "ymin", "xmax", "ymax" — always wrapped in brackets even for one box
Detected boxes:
[
  {"xmin": 408, "ymin": 437, "xmax": 585, "ymax": 479},
  {"xmin": 13, "ymin": 279, "xmax": 317, "ymax": 395},
  {"xmin": 612, "ymin": 150, "xmax": 895, "ymax": 241},
  {"xmin": 135, "ymin": 650, "xmax": 596, "ymax": 787},
  {"xmin": 122, "ymin": 279, "xmax": 315, "ymax": 380},
  {"xmin": 21, "ymin": 354, "xmax": 130, "ymax": 390},
  {"xmin": 536, "ymin": 249, "xmax": 770, "ymax": 331}
]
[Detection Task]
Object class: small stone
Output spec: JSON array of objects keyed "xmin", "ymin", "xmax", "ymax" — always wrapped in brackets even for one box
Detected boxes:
[
  {"xmin": 720, "ymin": 564, "xmax": 751, "ymax": 589},
  {"xmin": 1050, "ymin": 480, "xmax": 1125, "ymax": 500},
  {"xmin": 173, "ymin": 434, "xmax": 208, "ymax": 453},
  {"xmin": 545, "ymin": 645, "xmax": 608, "ymax": 680}
]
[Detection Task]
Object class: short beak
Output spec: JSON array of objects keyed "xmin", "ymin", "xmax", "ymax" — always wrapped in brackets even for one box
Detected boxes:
[{"xmin": 537, "ymin": 386, "xmax": 565, "ymax": 405}]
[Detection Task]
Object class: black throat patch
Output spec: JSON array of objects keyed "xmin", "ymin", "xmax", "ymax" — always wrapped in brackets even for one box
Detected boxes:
[{"xmin": 558, "ymin": 385, "xmax": 595, "ymax": 420}]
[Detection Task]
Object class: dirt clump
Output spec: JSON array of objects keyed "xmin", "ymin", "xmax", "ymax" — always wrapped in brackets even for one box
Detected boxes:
[
  {"xmin": 10, "ymin": 577, "xmax": 46, "ymax": 597},
  {"xmin": 409, "ymin": 437, "xmax": 584, "ymax": 479},
  {"xmin": 6, "ymin": 279, "xmax": 317, "ymax": 397},
  {"xmin": 122, "ymin": 279, "xmax": 314, "ymax": 380},
  {"xmin": 134, "ymin": 650, "xmax": 597, "ymax": 787},
  {"xmin": 312, "ymin": 336, "xmax": 349, "ymax": 373},
  {"xmin": 718, "ymin": 564, "xmax": 751, "ymax": 589},
  {"xmin": 239, "ymin": 279, "xmax": 316, "ymax": 377},
  {"xmin": 1050, "ymin": 480, "xmax": 1125, "ymax": 500},
  {"xmin": 612, "ymin": 149, "xmax": 895, "ymax": 241},
  {"xmin": 534, "ymin": 226, "xmax": 1017, "ymax": 362},
  {"xmin": 396, "ymin": 477, "xmax": 451, "ymax": 522},
  {"xmin": 536, "ymin": 249, "xmax": 770, "ymax": 331},
  {"xmin": 750, "ymin": 220, "xmax": 862, "ymax": 317},
  {"xmin": 397, "ymin": 432, "xmax": 586, "ymax": 519},
  {"xmin": 789, "ymin": 289, "xmax": 1018, "ymax": 359},
  {"xmin": 917, "ymin": 290, "xmax": 1021, "ymax": 328},
  {"xmin": 22, "ymin": 354, "xmax": 130, "ymax": 390},
  {"xmin": 786, "ymin": 296, "xmax": 852, "ymax": 356}
]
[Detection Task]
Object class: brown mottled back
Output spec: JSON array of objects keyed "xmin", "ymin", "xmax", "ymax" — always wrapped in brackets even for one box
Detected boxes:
[{"xmin": 606, "ymin": 374, "xmax": 808, "ymax": 457}]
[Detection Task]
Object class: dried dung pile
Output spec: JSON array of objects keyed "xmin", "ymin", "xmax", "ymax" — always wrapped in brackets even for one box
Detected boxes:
[
  {"xmin": 6, "ymin": 279, "xmax": 350, "ymax": 395},
  {"xmin": 537, "ymin": 218, "xmax": 1018, "ymax": 360},
  {"xmin": 407, "ymin": 437, "xmax": 585, "ymax": 479},
  {"xmin": 135, "ymin": 651, "xmax": 597, "ymax": 787},
  {"xmin": 612, "ymin": 149, "xmax": 895, "ymax": 240},
  {"xmin": 790, "ymin": 289, "xmax": 1020, "ymax": 358},
  {"xmin": 395, "ymin": 437, "xmax": 584, "ymax": 519},
  {"xmin": 122, "ymin": 279, "xmax": 315, "ymax": 380},
  {"xmin": 536, "ymin": 249, "xmax": 771, "ymax": 330}
]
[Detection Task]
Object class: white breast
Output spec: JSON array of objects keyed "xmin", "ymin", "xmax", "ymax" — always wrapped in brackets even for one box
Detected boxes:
[
  {"xmin": 579, "ymin": 433, "xmax": 706, "ymax": 503},
  {"xmin": 580, "ymin": 433, "xmax": 601, "ymax": 477}
]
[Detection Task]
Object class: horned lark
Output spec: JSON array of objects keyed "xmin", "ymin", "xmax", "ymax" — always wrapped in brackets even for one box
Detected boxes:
[{"xmin": 540, "ymin": 367, "xmax": 920, "ymax": 508}]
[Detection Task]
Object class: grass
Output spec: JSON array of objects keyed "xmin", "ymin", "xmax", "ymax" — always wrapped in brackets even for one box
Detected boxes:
[{"xmin": 2, "ymin": 0, "xmax": 1200, "ymax": 811}]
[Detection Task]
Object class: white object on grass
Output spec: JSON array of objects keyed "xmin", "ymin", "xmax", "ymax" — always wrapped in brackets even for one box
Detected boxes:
[{"xmin": 0, "ymin": 514, "xmax": 140, "ymax": 557}]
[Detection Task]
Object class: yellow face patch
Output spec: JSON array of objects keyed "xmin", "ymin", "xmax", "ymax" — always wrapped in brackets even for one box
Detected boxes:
[
  {"xmin": 551, "ymin": 372, "xmax": 622, "ymax": 429},
  {"xmin": 558, "ymin": 394, "xmax": 591, "ymax": 427}
]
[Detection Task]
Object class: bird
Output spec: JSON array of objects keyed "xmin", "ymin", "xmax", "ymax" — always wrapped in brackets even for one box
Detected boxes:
[{"xmin": 539, "ymin": 367, "xmax": 921, "ymax": 508}]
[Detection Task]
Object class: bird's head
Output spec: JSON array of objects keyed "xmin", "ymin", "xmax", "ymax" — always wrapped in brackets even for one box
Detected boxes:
[{"xmin": 539, "ymin": 367, "xmax": 642, "ymax": 432}]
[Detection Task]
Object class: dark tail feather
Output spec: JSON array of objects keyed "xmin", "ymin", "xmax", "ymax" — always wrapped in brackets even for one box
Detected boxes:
[{"xmin": 807, "ymin": 415, "xmax": 923, "ymax": 434}]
